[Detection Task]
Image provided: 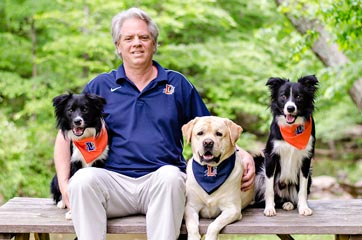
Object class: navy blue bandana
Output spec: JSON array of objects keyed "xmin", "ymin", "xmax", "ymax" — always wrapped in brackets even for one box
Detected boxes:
[{"xmin": 192, "ymin": 152, "xmax": 236, "ymax": 195}]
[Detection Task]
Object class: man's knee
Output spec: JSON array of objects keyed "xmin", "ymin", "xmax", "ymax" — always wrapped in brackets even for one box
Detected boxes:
[
  {"xmin": 154, "ymin": 165, "xmax": 186, "ymax": 189},
  {"xmin": 68, "ymin": 168, "xmax": 101, "ymax": 194}
]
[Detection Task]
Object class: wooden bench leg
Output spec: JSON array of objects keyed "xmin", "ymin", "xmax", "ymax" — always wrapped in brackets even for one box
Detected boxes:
[
  {"xmin": 336, "ymin": 235, "xmax": 362, "ymax": 240},
  {"xmin": 350, "ymin": 236, "xmax": 362, "ymax": 240},
  {"xmin": 0, "ymin": 234, "xmax": 13, "ymax": 240},
  {"xmin": 34, "ymin": 233, "xmax": 50, "ymax": 240},
  {"xmin": 277, "ymin": 234, "xmax": 295, "ymax": 240},
  {"xmin": 336, "ymin": 235, "xmax": 349, "ymax": 240},
  {"xmin": 14, "ymin": 233, "xmax": 30, "ymax": 240}
]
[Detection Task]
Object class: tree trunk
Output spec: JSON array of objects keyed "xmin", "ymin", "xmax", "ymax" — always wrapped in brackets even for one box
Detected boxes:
[
  {"xmin": 349, "ymin": 79, "xmax": 362, "ymax": 110},
  {"xmin": 274, "ymin": 0, "xmax": 362, "ymax": 110}
]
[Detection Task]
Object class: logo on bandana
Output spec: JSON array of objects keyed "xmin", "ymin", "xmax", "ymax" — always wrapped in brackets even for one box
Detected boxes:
[
  {"xmin": 192, "ymin": 153, "xmax": 236, "ymax": 194},
  {"xmin": 72, "ymin": 126, "xmax": 108, "ymax": 164},
  {"xmin": 85, "ymin": 142, "xmax": 96, "ymax": 152},
  {"xmin": 163, "ymin": 84, "xmax": 175, "ymax": 95},
  {"xmin": 205, "ymin": 166, "xmax": 217, "ymax": 177},
  {"xmin": 279, "ymin": 116, "xmax": 313, "ymax": 150},
  {"xmin": 296, "ymin": 125, "xmax": 304, "ymax": 135}
]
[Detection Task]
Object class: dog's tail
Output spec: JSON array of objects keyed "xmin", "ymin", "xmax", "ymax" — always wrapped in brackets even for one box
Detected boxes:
[
  {"xmin": 250, "ymin": 154, "xmax": 266, "ymax": 208},
  {"xmin": 253, "ymin": 154, "xmax": 265, "ymax": 175}
]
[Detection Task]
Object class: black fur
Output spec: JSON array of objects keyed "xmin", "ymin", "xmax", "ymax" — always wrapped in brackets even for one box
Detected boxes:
[
  {"xmin": 50, "ymin": 93, "xmax": 107, "ymax": 205},
  {"xmin": 253, "ymin": 75, "xmax": 318, "ymax": 214}
]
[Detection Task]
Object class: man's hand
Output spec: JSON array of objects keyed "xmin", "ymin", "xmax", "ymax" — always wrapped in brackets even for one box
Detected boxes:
[
  {"xmin": 60, "ymin": 182, "xmax": 70, "ymax": 209},
  {"xmin": 54, "ymin": 130, "xmax": 71, "ymax": 209},
  {"xmin": 238, "ymin": 148, "xmax": 255, "ymax": 191}
]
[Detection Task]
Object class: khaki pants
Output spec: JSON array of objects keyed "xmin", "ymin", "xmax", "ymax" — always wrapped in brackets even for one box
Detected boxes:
[{"xmin": 68, "ymin": 165, "xmax": 186, "ymax": 240}]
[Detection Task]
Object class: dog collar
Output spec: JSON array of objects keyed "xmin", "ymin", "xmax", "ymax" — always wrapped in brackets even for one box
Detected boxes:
[
  {"xmin": 72, "ymin": 127, "xmax": 108, "ymax": 164},
  {"xmin": 279, "ymin": 117, "xmax": 312, "ymax": 150},
  {"xmin": 192, "ymin": 152, "xmax": 236, "ymax": 195}
]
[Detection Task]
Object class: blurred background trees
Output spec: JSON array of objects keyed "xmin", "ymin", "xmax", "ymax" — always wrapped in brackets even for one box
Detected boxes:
[{"xmin": 1, "ymin": 0, "xmax": 361, "ymax": 202}]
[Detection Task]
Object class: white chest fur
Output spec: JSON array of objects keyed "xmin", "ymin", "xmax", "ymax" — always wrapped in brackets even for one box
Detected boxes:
[{"xmin": 272, "ymin": 136, "xmax": 314, "ymax": 184}]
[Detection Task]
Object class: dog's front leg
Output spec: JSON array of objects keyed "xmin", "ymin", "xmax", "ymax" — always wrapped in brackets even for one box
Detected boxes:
[
  {"xmin": 56, "ymin": 199, "xmax": 66, "ymax": 209},
  {"xmin": 204, "ymin": 207, "xmax": 241, "ymax": 240},
  {"xmin": 264, "ymin": 175, "xmax": 276, "ymax": 216},
  {"xmin": 298, "ymin": 171, "xmax": 312, "ymax": 216},
  {"xmin": 185, "ymin": 204, "xmax": 202, "ymax": 240},
  {"xmin": 264, "ymin": 154, "xmax": 277, "ymax": 216}
]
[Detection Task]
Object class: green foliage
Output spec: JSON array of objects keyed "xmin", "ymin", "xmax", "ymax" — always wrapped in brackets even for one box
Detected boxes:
[
  {"xmin": 0, "ymin": 0, "xmax": 361, "ymax": 202},
  {"xmin": 0, "ymin": 112, "xmax": 54, "ymax": 200},
  {"xmin": 321, "ymin": 0, "xmax": 362, "ymax": 53}
]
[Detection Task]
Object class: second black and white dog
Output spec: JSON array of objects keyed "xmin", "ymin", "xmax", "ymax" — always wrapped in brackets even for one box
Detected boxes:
[
  {"xmin": 254, "ymin": 75, "xmax": 318, "ymax": 216},
  {"xmin": 50, "ymin": 92, "xmax": 108, "ymax": 219}
]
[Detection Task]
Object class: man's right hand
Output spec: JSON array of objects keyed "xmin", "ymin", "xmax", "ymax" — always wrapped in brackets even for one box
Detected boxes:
[
  {"xmin": 54, "ymin": 130, "xmax": 72, "ymax": 209},
  {"xmin": 60, "ymin": 181, "xmax": 70, "ymax": 209}
]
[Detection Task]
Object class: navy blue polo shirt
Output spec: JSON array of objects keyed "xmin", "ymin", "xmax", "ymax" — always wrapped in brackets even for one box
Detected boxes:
[{"xmin": 83, "ymin": 61, "xmax": 210, "ymax": 177}]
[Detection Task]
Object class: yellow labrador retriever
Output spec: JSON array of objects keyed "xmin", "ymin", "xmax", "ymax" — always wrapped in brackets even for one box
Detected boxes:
[{"xmin": 182, "ymin": 116, "xmax": 254, "ymax": 240}]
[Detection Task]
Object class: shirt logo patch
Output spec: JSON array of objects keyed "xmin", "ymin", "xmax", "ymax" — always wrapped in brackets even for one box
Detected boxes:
[
  {"xmin": 85, "ymin": 142, "xmax": 96, "ymax": 152},
  {"xmin": 111, "ymin": 86, "xmax": 122, "ymax": 92},
  {"xmin": 163, "ymin": 84, "xmax": 175, "ymax": 95}
]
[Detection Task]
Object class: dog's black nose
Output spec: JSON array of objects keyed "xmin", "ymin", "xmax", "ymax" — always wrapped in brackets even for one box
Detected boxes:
[
  {"xmin": 73, "ymin": 119, "xmax": 82, "ymax": 126},
  {"xmin": 287, "ymin": 105, "xmax": 295, "ymax": 113},
  {"xmin": 203, "ymin": 139, "xmax": 214, "ymax": 149}
]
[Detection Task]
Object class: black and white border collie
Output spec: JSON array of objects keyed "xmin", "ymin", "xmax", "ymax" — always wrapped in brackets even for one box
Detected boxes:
[
  {"xmin": 254, "ymin": 75, "xmax": 318, "ymax": 216},
  {"xmin": 50, "ymin": 93, "xmax": 108, "ymax": 219}
]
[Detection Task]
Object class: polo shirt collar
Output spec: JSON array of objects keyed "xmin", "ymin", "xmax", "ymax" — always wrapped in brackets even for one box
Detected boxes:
[{"xmin": 115, "ymin": 60, "xmax": 168, "ymax": 84}]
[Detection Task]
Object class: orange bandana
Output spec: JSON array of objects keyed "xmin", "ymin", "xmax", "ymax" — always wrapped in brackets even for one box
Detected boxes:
[
  {"xmin": 279, "ymin": 117, "xmax": 312, "ymax": 150},
  {"xmin": 73, "ymin": 127, "xmax": 108, "ymax": 164}
]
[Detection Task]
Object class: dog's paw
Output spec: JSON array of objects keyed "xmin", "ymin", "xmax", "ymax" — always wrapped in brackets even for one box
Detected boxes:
[
  {"xmin": 56, "ymin": 200, "xmax": 66, "ymax": 209},
  {"xmin": 264, "ymin": 207, "xmax": 276, "ymax": 217},
  {"xmin": 65, "ymin": 210, "xmax": 72, "ymax": 220},
  {"xmin": 282, "ymin": 202, "xmax": 294, "ymax": 211},
  {"xmin": 204, "ymin": 233, "xmax": 218, "ymax": 240},
  {"xmin": 299, "ymin": 207, "xmax": 313, "ymax": 216},
  {"xmin": 187, "ymin": 234, "xmax": 201, "ymax": 240}
]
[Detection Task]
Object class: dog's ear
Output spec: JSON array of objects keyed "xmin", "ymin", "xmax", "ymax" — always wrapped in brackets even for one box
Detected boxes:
[
  {"xmin": 52, "ymin": 93, "xmax": 73, "ymax": 136},
  {"xmin": 225, "ymin": 119, "xmax": 243, "ymax": 146},
  {"xmin": 52, "ymin": 93, "xmax": 72, "ymax": 108},
  {"xmin": 86, "ymin": 93, "xmax": 107, "ymax": 112},
  {"xmin": 182, "ymin": 117, "xmax": 199, "ymax": 144},
  {"xmin": 266, "ymin": 77, "xmax": 288, "ymax": 91},
  {"xmin": 52, "ymin": 93, "xmax": 73, "ymax": 121},
  {"xmin": 298, "ymin": 75, "xmax": 319, "ymax": 92}
]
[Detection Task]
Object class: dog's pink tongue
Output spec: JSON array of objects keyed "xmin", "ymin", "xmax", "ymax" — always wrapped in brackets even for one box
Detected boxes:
[
  {"xmin": 286, "ymin": 114, "xmax": 295, "ymax": 124},
  {"xmin": 203, "ymin": 153, "xmax": 214, "ymax": 160},
  {"xmin": 73, "ymin": 127, "xmax": 83, "ymax": 136}
]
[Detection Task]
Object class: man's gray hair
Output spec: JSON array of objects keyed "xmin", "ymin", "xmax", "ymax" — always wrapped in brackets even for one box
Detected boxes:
[{"xmin": 111, "ymin": 7, "xmax": 159, "ymax": 58}]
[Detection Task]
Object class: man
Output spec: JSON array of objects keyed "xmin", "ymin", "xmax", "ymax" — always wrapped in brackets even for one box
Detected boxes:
[{"xmin": 54, "ymin": 7, "xmax": 255, "ymax": 240}]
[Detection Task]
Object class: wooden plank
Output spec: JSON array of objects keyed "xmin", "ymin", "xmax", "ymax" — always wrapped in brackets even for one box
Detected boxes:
[
  {"xmin": 0, "ymin": 198, "xmax": 74, "ymax": 234},
  {"xmin": 1, "ymin": 197, "xmax": 362, "ymax": 235},
  {"xmin": 212, "ymin": 199, "xmax": 362, "ymax": 235}
]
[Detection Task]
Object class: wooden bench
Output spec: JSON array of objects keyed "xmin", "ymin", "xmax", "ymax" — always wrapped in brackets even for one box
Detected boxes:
[{"xmin": 1, "ymin": 197, "xmax": 362, "ymax": 240}]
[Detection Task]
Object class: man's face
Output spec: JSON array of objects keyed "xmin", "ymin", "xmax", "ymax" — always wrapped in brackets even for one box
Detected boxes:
[{"xmin": 117, "ymin": 18, "xmax": 156, "ymax": 67}]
